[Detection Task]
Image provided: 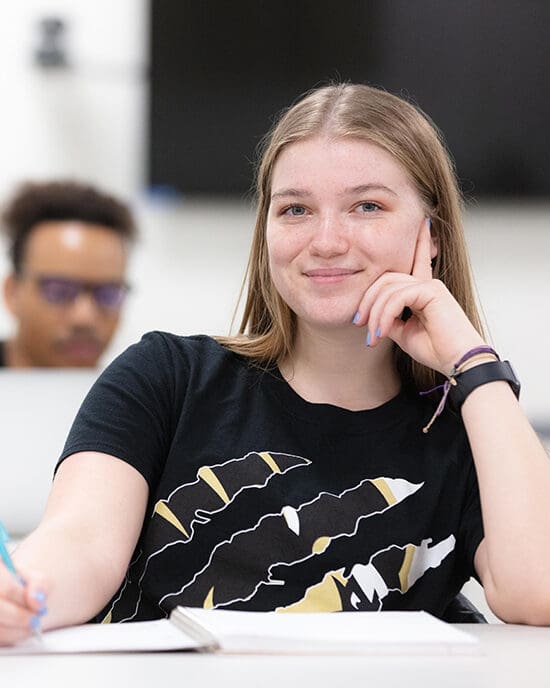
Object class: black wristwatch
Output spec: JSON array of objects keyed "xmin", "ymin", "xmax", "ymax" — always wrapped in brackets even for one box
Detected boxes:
[{"xmin": 448, "ymin": 360, "xmax": 521, "ymax": 411}]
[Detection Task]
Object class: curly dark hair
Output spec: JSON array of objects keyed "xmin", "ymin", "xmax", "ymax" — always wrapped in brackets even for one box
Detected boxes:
[{"xmin": 1, "ymin": 180, "xmax": 137, "ymax": 273}]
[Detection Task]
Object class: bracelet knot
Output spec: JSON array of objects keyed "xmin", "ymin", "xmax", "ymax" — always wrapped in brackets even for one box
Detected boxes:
[{"xmin": 420, "ymin": 346, "xmax": 499, "ymax": 433}]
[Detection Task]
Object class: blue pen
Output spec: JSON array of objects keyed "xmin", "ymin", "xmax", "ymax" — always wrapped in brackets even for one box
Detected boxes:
[{"xmin": 0, "ymin": 520, "xmax": 18, "ymax": 577}]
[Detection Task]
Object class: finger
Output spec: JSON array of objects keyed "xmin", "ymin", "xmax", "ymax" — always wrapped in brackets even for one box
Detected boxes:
[
  {"xmin": 354, "ymin": 272, "xmax": 415, "ymax": 327},
  {"xmin": 370, "ymin": 287, "xmax": 424, "ymax": 346},
  {"xmin": 365, "ymin": 280, "xmax": 416, "ymax": 346},
  {"xmin": 377, "ymin": 286, "xmax": 428, "ymax": 340},
  {"xmin": 0, "ymin": 596, "xmax": 36, "ymax": 631},
  {"xmin": 368, "ymin": 279, "xmax": 440, "ymax": 348},
  {"xmin": 411, "ymin": 216, "xmax": 433, "ymax": 281},
  {"xmin": 0, "ymin": 569, "xmax": 28, "ymax": 608},
  {"xmin": 18, "ymin": 568, "xmax": 49, "ymax": 616},
  {"xmin": 0, "ymin": 566, "xmax": 48, "ymax": 617},
  {"xmin": 25, "ymin": 583, "xmax": 48, "ymax": 615},
  {"xmin": 0, "ymin": 575, "xmax": 39, "ymax": 644}
]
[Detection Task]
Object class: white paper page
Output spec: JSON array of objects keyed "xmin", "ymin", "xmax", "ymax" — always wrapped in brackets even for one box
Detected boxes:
[
  {"xmin": 178, "ymin": 608, "xmax": 480, "ymax": 655},
  {"xmin": 0, "ymin": 619, "xmax": 198, "ymax": 655}
]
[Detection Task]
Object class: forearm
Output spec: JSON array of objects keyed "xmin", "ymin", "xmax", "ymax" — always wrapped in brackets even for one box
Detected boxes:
[
  {"xmin": 13, "ymin": 517, "xmax": 127, "ymax": 630},
  {"xmin": 462, "ymin": 380, "xmax": 550, "ymax": 622},
  {"xmin": 9, "ymin": 452, "xmax": 148, "ymax": 633}
]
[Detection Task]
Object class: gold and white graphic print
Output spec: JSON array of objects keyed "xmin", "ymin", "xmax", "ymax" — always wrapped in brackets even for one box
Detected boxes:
[
  {"xmin": 158, "ymin": 474, "xmax": 427, "ymax": 610},
  {"xmin": 152, "ymin": 451, "xmax": 311, "ymax": 543},
  {"xmin": 102, "ymin": 450, "xmax": 458, "ymax": 620},
  {"xmin": 277, "ymin": 535, "xmax": 456, "ymax": 612}
]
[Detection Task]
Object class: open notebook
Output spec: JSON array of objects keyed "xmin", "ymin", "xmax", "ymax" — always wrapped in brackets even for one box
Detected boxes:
[{"xmin": 0, "ymin": 608, "xmax": 479, "ymax": 656}]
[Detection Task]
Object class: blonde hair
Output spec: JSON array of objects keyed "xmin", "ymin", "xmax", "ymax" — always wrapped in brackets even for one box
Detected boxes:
[{"xmin": 217, "ymin": 83, "xmax": 483, "ymax": 391}]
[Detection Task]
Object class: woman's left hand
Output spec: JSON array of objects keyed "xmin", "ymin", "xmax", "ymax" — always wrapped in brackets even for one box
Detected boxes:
[{"xmin": 353, "ymin": 217, "xmax": 486, "ymax": 374}]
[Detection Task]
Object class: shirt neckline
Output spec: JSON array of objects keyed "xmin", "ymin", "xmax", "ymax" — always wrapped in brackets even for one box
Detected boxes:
[{"xmin": 257, "ymin": 363, "xmax": 417, "ymax": 433}]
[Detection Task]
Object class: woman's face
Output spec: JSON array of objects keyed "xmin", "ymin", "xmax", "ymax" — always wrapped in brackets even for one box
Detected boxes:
[{"xmin": 266, "ymin": 136, "xmax": 436, "ymax": 330}]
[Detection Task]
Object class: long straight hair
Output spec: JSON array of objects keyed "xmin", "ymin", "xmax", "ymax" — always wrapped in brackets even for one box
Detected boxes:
[{"xmin": 217, "ymin": 83, "xmax": 484, "ymax": 391}]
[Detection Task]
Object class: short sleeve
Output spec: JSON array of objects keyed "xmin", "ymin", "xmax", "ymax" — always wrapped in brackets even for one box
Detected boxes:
[{"xmin": 58, "ymin": 332, "xmax": 186, "ymax": 489}]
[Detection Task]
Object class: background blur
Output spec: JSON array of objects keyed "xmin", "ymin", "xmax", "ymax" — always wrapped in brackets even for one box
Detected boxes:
[{"xmin": 0, "ymin": 0, "xmax": 548, "ymax": 429}]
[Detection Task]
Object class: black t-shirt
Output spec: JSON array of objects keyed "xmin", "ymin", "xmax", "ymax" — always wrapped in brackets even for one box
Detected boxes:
[
  {"xmin": 0, "ymin": 341, "xmax": 6, "ymax": 367},
  {"xmin": 59, "ymin": 332, "xmax": 484, "ymax": 623}
]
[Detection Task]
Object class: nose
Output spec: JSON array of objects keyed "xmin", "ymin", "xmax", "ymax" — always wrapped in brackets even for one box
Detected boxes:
[
  {"xmin": 67, "ymin": 292, "xmax": 102, "ymax": 327},
  {"xmin": 309, "ymin": 212, "xmax": 350, "ymax": 258}
]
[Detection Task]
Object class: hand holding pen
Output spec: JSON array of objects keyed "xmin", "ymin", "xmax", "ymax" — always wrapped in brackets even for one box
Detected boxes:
[{"xmin": 0, "ymin": 520, "xmax": 47, "ymax": 645}]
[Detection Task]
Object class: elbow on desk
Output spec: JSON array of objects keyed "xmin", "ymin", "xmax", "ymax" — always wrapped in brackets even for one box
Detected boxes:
[{"xmin": 486, "ymin": 587, "xmax": 550, "ymax": 626}]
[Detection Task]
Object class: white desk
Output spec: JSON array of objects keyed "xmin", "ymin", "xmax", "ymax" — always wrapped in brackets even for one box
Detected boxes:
[{"xmin": 0, "ymin": 625, "xmax": 548, "ymax": 688}]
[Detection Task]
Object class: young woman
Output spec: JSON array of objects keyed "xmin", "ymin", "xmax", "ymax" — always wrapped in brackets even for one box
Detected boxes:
[{"xmin": 2, "ymin": 83, "xmax": 549, "ymax": 645}]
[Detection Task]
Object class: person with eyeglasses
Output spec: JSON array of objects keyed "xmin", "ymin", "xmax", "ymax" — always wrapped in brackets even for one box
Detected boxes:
[{"xmin": 0, "ymin": 180, "xmax": 137, "ymax": 367}]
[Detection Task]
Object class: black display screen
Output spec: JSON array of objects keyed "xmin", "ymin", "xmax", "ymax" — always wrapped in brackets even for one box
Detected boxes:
[{"xmin": 149, "ymin": 0, "xmax": 550, "ymax": 198}]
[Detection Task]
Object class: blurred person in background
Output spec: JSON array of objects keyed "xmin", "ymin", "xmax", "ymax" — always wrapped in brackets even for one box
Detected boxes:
[{"xmin": 0, "ymin": 180, "xmax": 137, "ymax": 367}]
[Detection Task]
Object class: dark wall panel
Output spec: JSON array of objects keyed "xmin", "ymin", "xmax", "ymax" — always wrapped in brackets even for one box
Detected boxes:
[{"xmin": 149, "ymin": 1, "xmax": 550, "ymax": 198}]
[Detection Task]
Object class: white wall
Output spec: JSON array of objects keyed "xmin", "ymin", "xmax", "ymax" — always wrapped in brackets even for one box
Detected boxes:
[
  {"xmin": 0, "ymin": 1, "xmax": 548, "ymax": 426},
  {"xmin": 464, "ymin": 203, "xmax": 550, "ymax": 426},
  {"xmin": 0, "ymin": 0, "xmax": 147, "ymax": 198}
]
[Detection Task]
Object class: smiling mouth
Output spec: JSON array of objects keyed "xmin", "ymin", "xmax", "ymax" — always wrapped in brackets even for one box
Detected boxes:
[{"xmin": 304, "ymin": 268, "xmax": 361, "ymax": 282}]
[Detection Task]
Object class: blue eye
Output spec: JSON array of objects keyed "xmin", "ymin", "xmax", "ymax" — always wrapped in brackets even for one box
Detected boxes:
[
  {"xmin": 284, "ymin": 205, "xmax": 306, "ymax": 216},
  {"xmin": 358, "ymin": 202, "xmax": 380, "ymax": 212}
]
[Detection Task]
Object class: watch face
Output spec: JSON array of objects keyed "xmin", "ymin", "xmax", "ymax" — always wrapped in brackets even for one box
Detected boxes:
[{"xmin": 504, "ymin": 361, "xmax": 521, "ymax": 397}]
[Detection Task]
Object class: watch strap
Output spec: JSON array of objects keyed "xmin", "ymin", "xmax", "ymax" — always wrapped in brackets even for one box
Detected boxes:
[{"xmin": 448, "ymin": 360, "xmax": 520, "ymax": 411}]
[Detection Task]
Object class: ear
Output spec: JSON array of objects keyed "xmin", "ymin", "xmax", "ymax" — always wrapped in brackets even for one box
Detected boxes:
[{"xmin": 3, "ymin": 273, "xmax": 19, "ymax": 316}]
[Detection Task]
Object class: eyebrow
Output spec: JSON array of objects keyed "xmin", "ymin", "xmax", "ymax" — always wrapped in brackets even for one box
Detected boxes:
[
  {"xmin": 270, "ymin": 188, "xmax": 311, "ymax": 200},
  {"xmin": 344, "ymin": 184, "xmax": 398, "ymax": 197},
  {"xmin": 270, "ymin": 183, "xmax": 398, "ymax": 201}
]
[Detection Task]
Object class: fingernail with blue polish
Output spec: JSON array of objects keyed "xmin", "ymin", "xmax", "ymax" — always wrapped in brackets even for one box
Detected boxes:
[
  {"xmin": 30, "ymin": 615, "xmax": 41, "ymax": 631},
  {"xmin": 352, "ymin": 311, "xmax": 360, "ymax": 325},
  {"xmin": 366, "ymin": 331, "xmax": 371, "ymax": 347},
  {"xmin": 38, "ymin": 606, "xmax": 48, "ymax": 617},
  {"xmin": 33, "ymin": 591, "xmax": 46, "ymax": 603},
  {"xmin": 427, "ymin": 216, "xmax": 431, "ymax": 230},
  {"xmin": 376, "ymin": 327, "xmax": 381, "ymax": 339}
]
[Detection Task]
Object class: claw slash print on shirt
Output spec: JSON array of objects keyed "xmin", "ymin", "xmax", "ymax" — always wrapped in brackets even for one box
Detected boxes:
[{"xmin": 102, "ymin": 451, "xmax": 456, "ymax": 621}]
